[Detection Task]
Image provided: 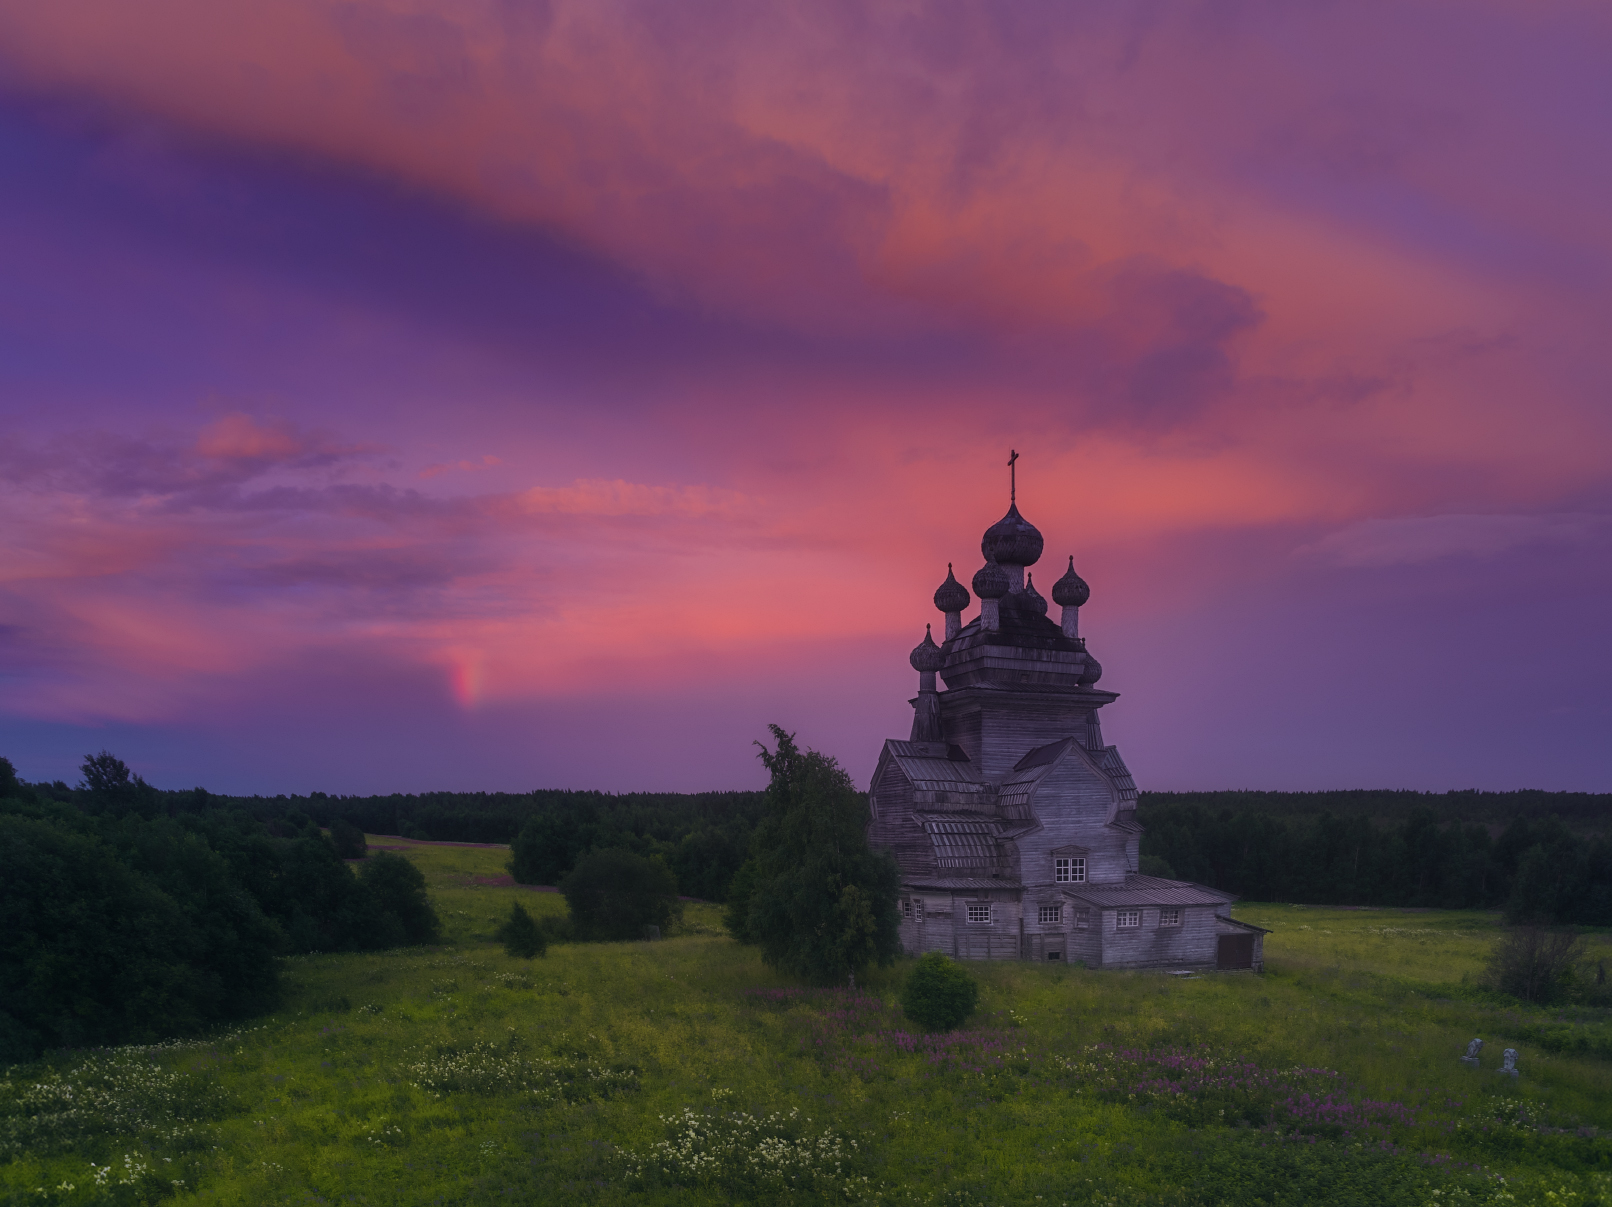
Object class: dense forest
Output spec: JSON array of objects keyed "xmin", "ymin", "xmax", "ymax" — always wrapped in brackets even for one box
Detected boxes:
[
  {"xmin": 7, "ymin": 755, "xmax": 1611, "ymax": 1046},
  {"xmin": 13, "ymin": 762, "xmax": 1611, "ymax": 919},
  {"xmin": 0, "ymin": 756, "xmax": 439, "ymax": 1063},
  {"xmin": 4, "ymin": 748, "xmax": 1611, "ymax": 1059},
  {"xmin": 22, "ymin": 772, "xmax": 769, "ymax": 904}
]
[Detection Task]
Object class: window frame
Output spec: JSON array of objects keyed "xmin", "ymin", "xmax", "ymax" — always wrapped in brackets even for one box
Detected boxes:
[
  {"xmin": 966, "ymin": 902, "xmax": 993, "ymax": 925},
  {"xmin": 1037, "ymin": 903, "xmax": 1062, "ymax": 926},
  {"xmin": 1053, "ymin": 856, "xmax": 1087, "ymax": 884},
  {"xmin": 1159, "ymin": 907, "xmax": 1182, "ymax": 927},
  {"xmin": 1115, "ymin": 908, "xmax": 1141, "ymax": 929}
]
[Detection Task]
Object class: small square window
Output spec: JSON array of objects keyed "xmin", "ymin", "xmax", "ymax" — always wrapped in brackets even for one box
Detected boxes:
[
  {"xmin": 1159, "ymin": 907, "xmax": 1181, "ymax": 927},
  {"xmin": 1046, "ymin": 951, "xmax": 1062, "ymax": 961},
  {"xmin": 1074, "ymin": 909, "xmax": 1090, "ymax": 929},
  {"xmin": 1038, "ymin": 903, "xmax": 1062, "ymax": 925},
  {"xmin": 1054, "ymin": 856, "xmax": 1087, "ymax": 884},
  {"xmin": 1116, "ymin": 909, "xmax": 1140, "ymax": 928},
  {"xmin": 967, "ymin": 903, "xmax": 993, "ymax": 925}
]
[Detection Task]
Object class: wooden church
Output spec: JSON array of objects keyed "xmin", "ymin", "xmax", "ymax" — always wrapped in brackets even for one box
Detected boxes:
[{"xmin": 867, "ymin": 460, "xmax": 1266, "ymax": 971}]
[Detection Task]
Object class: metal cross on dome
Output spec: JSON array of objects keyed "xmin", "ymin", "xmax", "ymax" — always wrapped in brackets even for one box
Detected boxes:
[{"xmin": 1008, "ymin": 449, "xmax": 1019, "ymax": 502}]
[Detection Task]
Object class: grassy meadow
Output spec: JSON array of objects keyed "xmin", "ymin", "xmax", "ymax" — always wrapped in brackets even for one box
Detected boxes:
[{"xmin": 5, "ymin": 839, "xmax": 1612, "ymax": 1206}]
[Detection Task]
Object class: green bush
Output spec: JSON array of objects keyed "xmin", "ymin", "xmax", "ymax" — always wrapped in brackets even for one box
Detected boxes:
[
  {"xmin": 359, "ymin": 852, "xmax": 441, "ymax": 945},
  {"xmin": 899, "ymin": 952, "xmax": 979, "ymax": 1031},
  {"xmin": 329, "ymin": 816, "xmax": 367, "ymax": 860},
  {"xmin": 495, "ymin": 902, "xmax": 547, "ymax": 958},
  {"xmin": 559, "ymin": 848, "xmax": 681, "ymax": 941}
]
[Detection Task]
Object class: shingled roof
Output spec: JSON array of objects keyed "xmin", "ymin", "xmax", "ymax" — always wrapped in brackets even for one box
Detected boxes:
[{"xmin": 1061, "ymin": 873, "xmax": 1235, "ymax": 908}]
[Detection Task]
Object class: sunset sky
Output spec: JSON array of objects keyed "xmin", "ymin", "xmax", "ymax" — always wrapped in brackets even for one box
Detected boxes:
[{"xmin": 2, "ymin": 1, "xmax": 1609, "ymax": 795}]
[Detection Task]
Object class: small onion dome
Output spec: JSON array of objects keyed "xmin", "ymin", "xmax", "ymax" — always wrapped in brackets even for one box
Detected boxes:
[
  {"xmin": 972, "ymin": 554, "xmax": 1009, "ymax": 600},
  {"xmin": 933, "ymin": 563, "xmax": 971, "ymax": 613},
  {"xmin": 1077, "ymin": 650, "xmax": 1103, "ymax": 687},
  {"xmin": 909, "ymin": 625, "xmax": 946, "ymax": 673},
  {"xmin": 1051, "ymin": 556, "xmax": 1090, "ymax": 608},
  {"xmin": 981, "ymin": 502, "xmax": 1044, "ymax": 567},
  {"xmin": 1021, "ymin": 573, "xmax": 1049, "ymax": 616}
]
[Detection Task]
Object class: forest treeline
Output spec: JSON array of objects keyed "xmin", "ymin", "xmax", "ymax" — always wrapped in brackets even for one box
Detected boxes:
[
  {"xmin": 1140, "ymin": 788, "xmax": 1612, "ymax": 830},
  {"xmin": 11, "ymin": 755, "xmax": 1612, "ymax": 930},
  {"xmin": 0, "ymin": 756, "xmax": 439, "ymax": 1063},
  {"xmin": 23, "ymin": 774, "xmax": 768, "ymax": 904},
  {"xmin": 1138, "ymin": 803, "xmax": 1612, "ymax": 925}
]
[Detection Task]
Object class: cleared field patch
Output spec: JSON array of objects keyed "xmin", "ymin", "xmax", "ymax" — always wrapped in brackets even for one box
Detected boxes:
[{"xmin": 4, "ymin": 841, "xmax": 1610, "ymax": 1205}]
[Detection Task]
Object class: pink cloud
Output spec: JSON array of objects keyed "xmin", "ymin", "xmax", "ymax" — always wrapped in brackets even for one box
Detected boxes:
[
  {"xmin": 0, "ymin": 3, "xmax": 1608, "ymax": 790},
  {"xmin": 195, "ymin": 412, "xmax": 306, "ymax": 460}
]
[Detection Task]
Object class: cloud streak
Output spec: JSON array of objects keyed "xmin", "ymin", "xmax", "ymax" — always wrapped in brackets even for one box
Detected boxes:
[
  {"xmin": 1299, "ymin": 513, "xmax": 1612, "ymax": 568},
  {"xmin": 0, "ymin": 2, "xmax": 1608, "ymax": 790}
]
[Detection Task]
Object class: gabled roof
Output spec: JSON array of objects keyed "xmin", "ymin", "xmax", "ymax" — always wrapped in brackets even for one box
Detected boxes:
[
  {"xmin": 1215, "ymin": 916, "xmax": 1272, "ymax": 934},
  {"xmin": 997, "ymin": 737, "xmax": 1071, "ymax": 815},
  {"xmin": 879, "ymin": 739, "xmax": 988, "ymax": 795},
  {"xmin": 1092, "ymin": 745, "xmax": 1138, "ymax": 805},
  {"xmin": 1062, "ymin": 873, "xmax": 1235, "ymax": 908},
  {"xmin": 903, "ymin": 876, "xmax": 1022, "ymax": 891},
  {"xmin": 915, "ymin": 812, "xmax": 1003, "ymax": 869}
]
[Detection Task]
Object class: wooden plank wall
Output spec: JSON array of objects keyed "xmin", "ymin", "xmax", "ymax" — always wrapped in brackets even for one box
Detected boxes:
[
  {"xmin": 1097, "ymin": 906, "xmax": 1220, "ymax": 969},
  {"xmin": 1015, "ymin": 756, "xmax": 1123, "ymax": 886}
]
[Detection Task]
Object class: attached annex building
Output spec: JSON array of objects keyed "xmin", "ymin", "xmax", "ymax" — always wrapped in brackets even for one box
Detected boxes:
[{"xmin": 867, "ymin": 483, "xmax": 1266, "ymax": 971}]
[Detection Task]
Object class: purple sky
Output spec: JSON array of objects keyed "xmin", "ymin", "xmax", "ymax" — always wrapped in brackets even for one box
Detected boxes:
[{"xmin": 1, "ymin": 2, "xmax": 1609, "ymax": 795}]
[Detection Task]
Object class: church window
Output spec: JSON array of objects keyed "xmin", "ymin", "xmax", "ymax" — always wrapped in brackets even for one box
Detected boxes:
[
  {"xmin": 1159, "ymin": 907, "xmax": 1181, "ymax": 927},
  {"xmin": 967, "ymin": 903, "xmax": 993, "ymax": 924},
  {"xmin": 915, "ymin": 899, "xmax": 925, "ymax": 921},
  {"xmin": 901, "ymin": 898, "xmax": 913, "ymax": 919},
  {"xmin": 1038, "ymin": 903, "xmax": 1062, "ymax": 925},
  {"xmin": 1074, "ymin": 909, "xmax": 1090, "ymax": 929},
  {"xmin": 1116, "ymin": 909, "xmax": 1140, "ymax": 928},
  {"xmin": 1054, "ymin": 857, "xmax": 1086, "ymax": 884}
]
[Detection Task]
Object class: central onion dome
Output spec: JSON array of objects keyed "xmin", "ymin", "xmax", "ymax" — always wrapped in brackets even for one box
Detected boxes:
[
  {"xmin": 981, "ymin": 502, "xmax": 1044, "ymax": 567},
  {"xmin": 933, "ymin": 564, "xmax": 970, "ymax": 613},
  {"xmin": 1021, "ymin": 573, "xmax": 1048, "ymax": 616},
  {"xmin": 909, "ymin": 625, "xmax": 945, "ymax": 673},
  {"xmin": 971, "ymin": 554, "xmax": 1009, "ymax": 600},
  {"xmin": 1051, "ymin": 556, "xmax": 1090, "ymax": 608}
]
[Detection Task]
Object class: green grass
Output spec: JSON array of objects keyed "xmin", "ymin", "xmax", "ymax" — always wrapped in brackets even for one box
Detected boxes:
[{"xmin": 5, "ymin": 841, "xmax": 1612, "ymax": 1206}]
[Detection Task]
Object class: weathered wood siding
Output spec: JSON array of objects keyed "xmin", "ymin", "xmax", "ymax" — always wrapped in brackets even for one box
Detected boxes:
[
  {"xmin": 1015, "ymin": 752, "xmax": 1124, "ymax": 887},
  {"xmin": 1097, "ymin": 906, "xmax": 1220, "ymax": 969},
  {"xmin": 897, "ymin": 893, "xmax": 958, "ymax": 955},
  {"xmin": 868, "ymin": 757, "xmax": 936, "ymax": 879},
  {"xmin": 939, "ymin": 690, "xmax": 1089, "ymax": 779},
  {"xmin": 953, "ymin": 893, "xmax": 1022, "ymax": 960}
]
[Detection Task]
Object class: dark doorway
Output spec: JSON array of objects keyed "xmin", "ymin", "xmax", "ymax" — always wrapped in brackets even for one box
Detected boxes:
[{"xmin": 1216, "ymin": 934, "xmax": 1255, "ymax": 970}]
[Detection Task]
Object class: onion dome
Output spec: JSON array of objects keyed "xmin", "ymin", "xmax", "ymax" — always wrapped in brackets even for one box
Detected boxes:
[
  {"xmin": 1021, "ymin": 573, "xmax": 1048, "ymax": 616},
  {"xmin": 1077, "ymin": 650, "xmax": 1103, "ymax": 687},
  {"xmin": 971, "ymin": 554, "xmax": 1009, "ymax": 600},
  {"xmin": 909, "ymin": 625, "xmax": 945, "ymax": 673},
  {"xmin": 1051, "ymin": 556, "xmax": 1090, "ymax": 608},
  {"xmin": 933, "ymin": 563, "xmax": 970, "ymax": 613},
  {"xmin": 981, "ymin": 502, "xmax": 1044, "ymax": 567}
]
